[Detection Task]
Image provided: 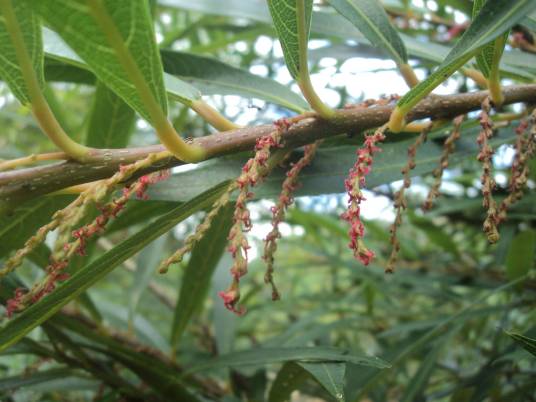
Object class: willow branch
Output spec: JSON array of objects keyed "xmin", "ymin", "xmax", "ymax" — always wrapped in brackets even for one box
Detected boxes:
[{"xmin": 1, "ymin": 84, "xmax": 536, "ymax": 206}]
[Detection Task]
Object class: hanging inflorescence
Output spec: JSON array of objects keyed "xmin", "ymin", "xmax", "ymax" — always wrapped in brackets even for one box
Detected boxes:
[{"xmin": 341, "ymin": 125, "xmax": 387, "ymax": 267}]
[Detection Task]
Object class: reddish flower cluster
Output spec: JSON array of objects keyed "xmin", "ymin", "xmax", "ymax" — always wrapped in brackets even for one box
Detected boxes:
[
  {"xmin": 5, "ymin": 288, "xmax": 27, "ymax": 317},
  {"xmin": 220, "ymin": 120, "xmax": 289, "ymax": 315},
  {"xmin": 341, "ymin": 128, "xmax": 386, "ymax": 266},
  {"xmin": 4, "ymin": 170, "xmax": 170, "ymax": 318},
  {"xmin": 476, "ymin": 98, "xmax": 500, "ymax": 243},
  {"xmin": 263, "ymin": 142, "xmax": 319, "ymax": 300}
]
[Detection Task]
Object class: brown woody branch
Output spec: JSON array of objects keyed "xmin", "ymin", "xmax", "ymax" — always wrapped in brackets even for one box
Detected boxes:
[{"xmin": 1, "ymin": 84, "xmax": 536, "ymax": 206}]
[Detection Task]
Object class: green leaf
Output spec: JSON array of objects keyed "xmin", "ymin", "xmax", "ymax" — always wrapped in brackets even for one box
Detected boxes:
[
  {"xmin": 299, "ymin": 362, "xmax": 346, "ymax": 401},
  {"xmin": 395, "ymin": 0, "xmax": 536, "ymax": 115},
  {"xmin": 170, "ymin": 204, "xmax": 233, "ymax": 347},
  {"xmin": 184, "ymin": 346, "xmax": 389, "ymax": 375},
  {"xmin": 35, "ymin": 0, "xmax": 168, "ymax": 123},
  {"xmin": 160, "ymin": 50, "xmax": 308, "ymax": 112},
  {"xmin": 327, "ymin": 0, "xmax": 407, "ymax": 65},
  {"xmin": 0, "ymin": 368, "xmax": 86, "ymax": 392},
  {"xmin": 505, "ymin": 229, "xmax": 535, "ymax": 285},
  {"xmin": 0, "ymin": 0, "xmax": 43, "ymax": 104},
  {"xmin": 267, "ymin": 0, "xmax": 313, "ymax": 80},
  {"xmin": 505, "ymin": 331, "xmax": 536, "ymax": 357},
  {"xmin": 0, "ymin": 182, "xmax": 230, "ymax": 352},
  {"xmin": 85, "ymin": 81, "xmax": 136, "ymax": 148},
  {"xmin": 268, "ymin": 362, "xmax": 311, "ymax": 402}
]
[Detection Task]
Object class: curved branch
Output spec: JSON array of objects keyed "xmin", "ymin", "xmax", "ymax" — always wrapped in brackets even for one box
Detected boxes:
[{"xmin": 1, "ymin": 84, "xmax": 536, "ymax": 206}]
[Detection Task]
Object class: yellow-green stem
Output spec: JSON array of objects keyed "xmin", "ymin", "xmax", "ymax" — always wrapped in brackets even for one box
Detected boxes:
[
  {"xmin": 190, "ymin": 100, "xmax": 241, "ymax": 131},
  {"xmin": 0, "ymin": 151, "xmax": 67, "ymax": 172},
  {"xmin": 87, "ymin": 0, "xmax": 205, "ymax": 162},
  {"xmin": 398, "ymin": 63, "xmax": 419, "ymax": 88},
  {"xmin": 0, "ymin": 0, "xmax": 91, "ymax": 161},
  {"xmin": 488, "ymin": 36, "xmax": 507, "ymax": 107},
  {"xmin": 296, "ymin": 0, "xmax": 334, "ymax": 119},
  {"xmin": 462, "ymin": 67, "xmax": 488, "ymax": 88}
]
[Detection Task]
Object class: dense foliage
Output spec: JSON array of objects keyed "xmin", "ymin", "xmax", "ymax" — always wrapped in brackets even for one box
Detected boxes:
[{"xmin": 0, "ymin": 1, "xmax": 535, "ymax": 401}]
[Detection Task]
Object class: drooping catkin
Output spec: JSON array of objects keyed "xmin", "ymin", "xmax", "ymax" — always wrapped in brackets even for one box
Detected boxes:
[
  {"xmin": 497, "ymin": 110, "xmax": 536, "ymax": 224},
  {"xmin": 341, "ymin": 125, "xmax": 387, "ymax": 267},
  {"xmin": 476, "ymin": 98, "xmax": 500, "ymax": 243},
  {"xmin": 263, "ymin": 141, "xmax": 319, "ymax": 300},
  {"xmin": 423, "ymin": 115, "xmax": 464, "ymax": 211},
  {"xmin": 386, "ymin": 123, "xmax": 432, "ymax": 273}
]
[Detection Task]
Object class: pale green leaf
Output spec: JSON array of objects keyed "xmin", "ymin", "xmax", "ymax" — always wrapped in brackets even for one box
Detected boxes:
[
  {"xmin": 0, "ymin": 0, "xmax": 43, "ymax": 104},
  {"xmin": 327, "ymin": 0, "xmax": 407, "ymax": 65},
  {"xmin": 35, "ymin": 0, "xmax": 168, "ymax": 123},
  {"xmin": 267, "ymin": 0, "xmax": 313, "ymax": 79}
]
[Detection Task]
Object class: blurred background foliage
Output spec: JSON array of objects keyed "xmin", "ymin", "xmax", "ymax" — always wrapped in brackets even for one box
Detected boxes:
[{"xmin": 0, "ymin": 0, "xmax": 535, "ymax": 401}]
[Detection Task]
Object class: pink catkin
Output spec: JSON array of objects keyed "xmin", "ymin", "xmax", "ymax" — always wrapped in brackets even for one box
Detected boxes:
[{"xmin": 341, "ymin": 129, "xmax": 386, "ymax": 266}]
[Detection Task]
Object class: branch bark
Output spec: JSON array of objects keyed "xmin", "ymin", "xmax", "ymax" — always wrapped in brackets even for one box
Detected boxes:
[{"xmin": 1, "ymin": 84, "xmax": 536, "ymax": 206}]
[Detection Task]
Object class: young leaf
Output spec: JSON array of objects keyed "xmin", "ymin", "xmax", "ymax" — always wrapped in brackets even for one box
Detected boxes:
[
  {"xmin": 0, "ymin": 0, "xmax": 43, "ymax": 104},
  {"xmin": 170, "ymin": 204, "xmax": 233, "ymax": 348},
  {"xmin": 85, "ymin": 82, "xmax": 136, "ymax": 148},
  {"xmin": 326, "ymin": 0, "xmax": 407, "ymax": 66},
  {"xmin": 299, "ymin": 362, "xmax": 346, "ymax": 401},
  {"xmin": 0, "ymin": 182, "xmax": 230, "ymax": 352},
  {"xmin": 389, "ymin": 0, "xmax": 536, "ymax": 131},
  {"xmin": 35, "ymin": 0, "xmax": 167, "ymax": 124}
]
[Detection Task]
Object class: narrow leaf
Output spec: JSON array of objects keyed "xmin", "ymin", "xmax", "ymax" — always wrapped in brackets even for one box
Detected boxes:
[
  {"xmin": 505, "ymin": 331, "xmax": 536, "ymax": 357},
  {"xmin": 395, "ymin": 0, "xmax": 536, "ymax": 115},
  {"xmin": 299, "ymin": 362, "xmax": 346, "ymax": 401},
  {"xmin": 170, "ymin": 204, "xmax": 233, "ymax": 347},
  {"xmin": 184, "ymin": 346, "xmax": 389, "ymax": 375},
  {"xmin": 35, "ymin": 0, "xmax": 169, "ymax": 123},
  {"xmin": 0, "ymin": 0, "xmax": 43, "ymax": 104},
  {"xmin": 327, "ymin": 0, "xmax": 407, "ymax": 65},
  {"xmin": 267, "ymin": 0, "xmax": 313, "ymax": 79},
  {"xmin": 160, "ymin": 50, "xmax": 308, "ymax": 112},
  {"xmin": 0, "ymin": 182, "xmax": 230, "ymax": 352}
]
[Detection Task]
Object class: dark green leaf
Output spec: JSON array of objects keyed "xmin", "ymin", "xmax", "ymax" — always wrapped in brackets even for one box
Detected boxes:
[
  {"xmin": 505, "ymin": 229, "xmax": 535, "ymax": 285},
  {"xmin": 299, "ymin": 362, "xmax": 346, "ymax": 401},
  {"xmin": 268, "ymin": 362, "xmax": 311, "ymax": 402},
  {"xmin": 505, "ymin": 331, "xmax": 536, "ymax": 357}
]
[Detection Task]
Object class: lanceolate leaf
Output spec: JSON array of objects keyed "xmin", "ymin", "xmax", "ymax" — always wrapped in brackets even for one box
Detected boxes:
[
  {"xmin": 35, "ymin": 0, "xmax": 169, "ymax": 123},
  {"xmin": 85, "ymin": 81, "xmax": 136, "ymax": 148},
  {"xmin": 472, "ymin": 0, "xmax": 509, "ymax": 79},
  {"xmin": 505, "ymin": 331, "xmax": 536, "ymax": 357},
  {"xmin": 160, "ymin": 50, "xmax": 308, "ymax": 112},
  {"xmin": 0, "ymin": 0, "xmax": 43, "ymax": 104},
  {"xmin": 299, "ymin": 362, "xmax": 346, "ymax": 401},
  {"xmin": 327, "ymin": 0, "xmax": 407, "ymax": 65},
  {"xmin": 268, "ymin": 362, "xmax": 311, "ymax": 402},
  {"xmin": 394, "ymin": 0, "xmax": 536, "ymax": 115},
  {"xmin": 267, "ymin": 0, "xmax": 313, "ymax": 80},
  {"xmin": 170, "ymin": 204, "xmax": 233, "ymax": 347},
  {"xmin": 184, "ymin": 346, "xmax": 389, "ymax": 375},
  {"xmin": 0, "ymin": 182, "xmax": 230, "ymax": 352}
]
